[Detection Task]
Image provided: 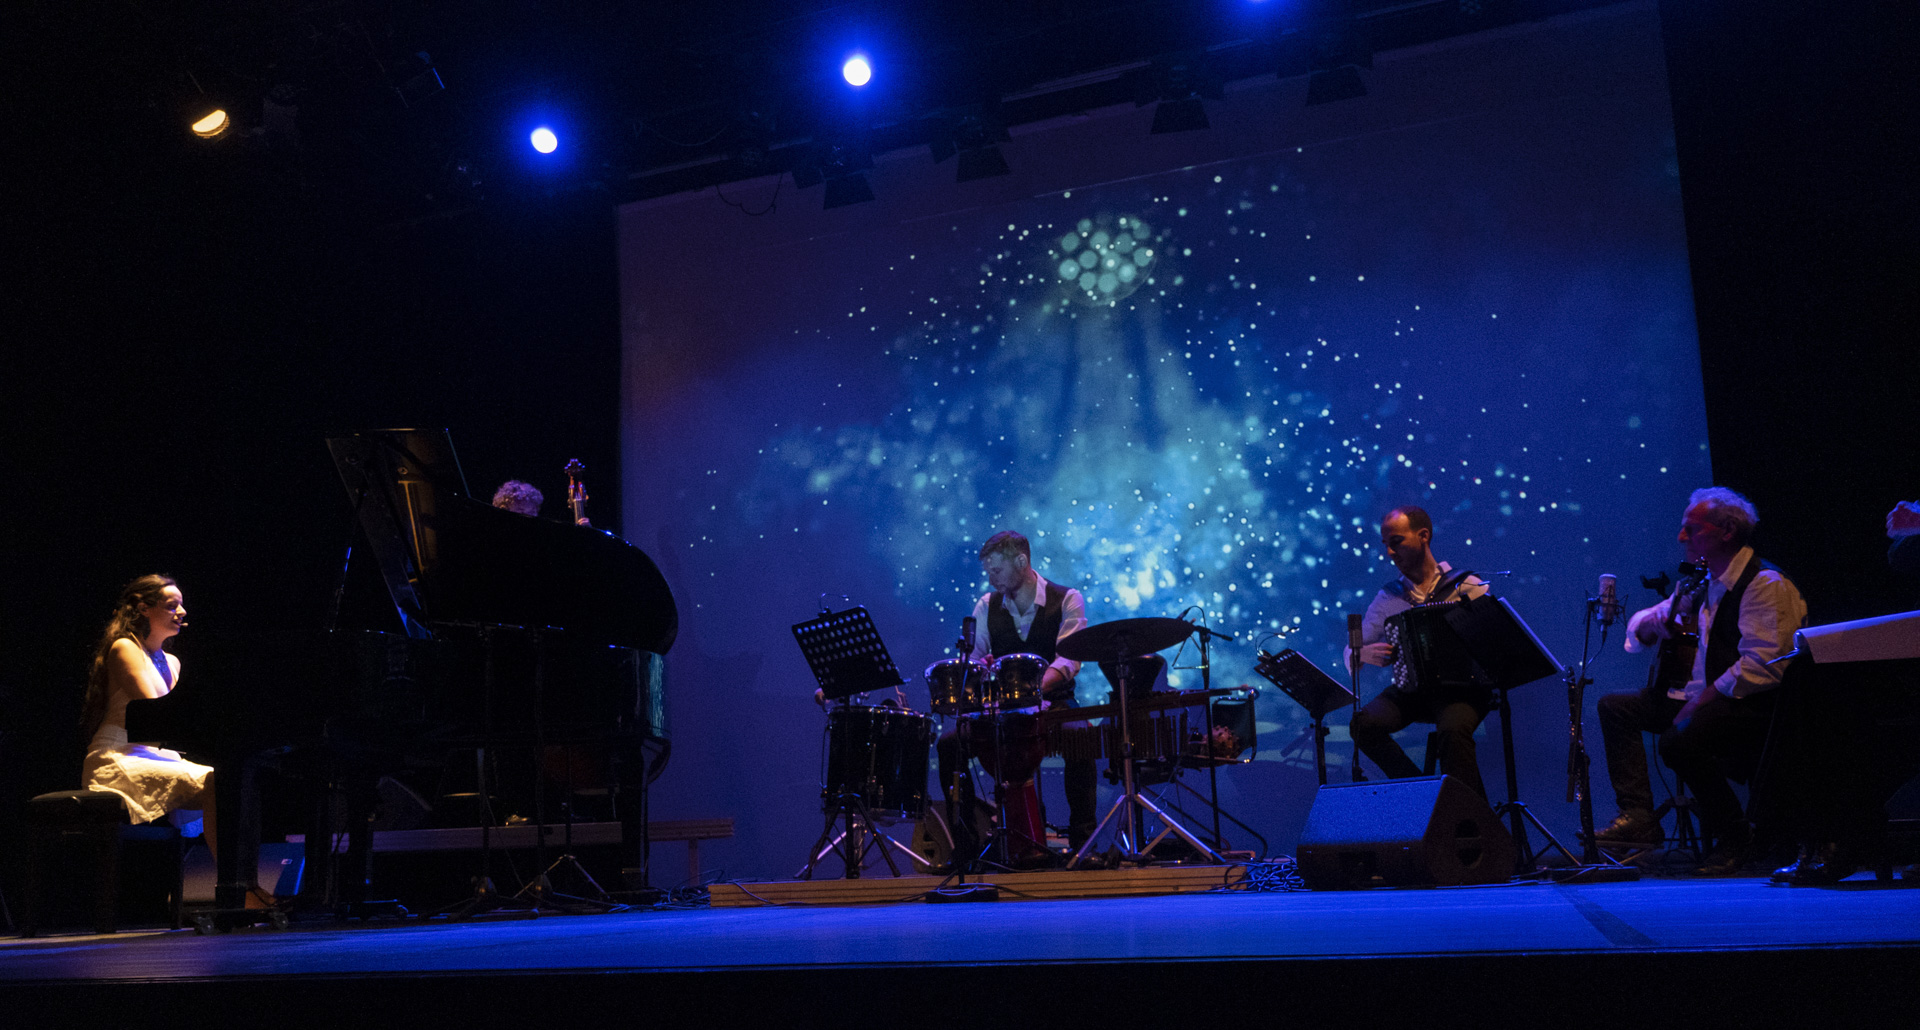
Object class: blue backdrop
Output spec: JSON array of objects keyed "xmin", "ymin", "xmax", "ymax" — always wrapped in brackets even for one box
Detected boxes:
[{"xmin": 618, "ymin": 3, "xmax": 1708, "ymax": 880}]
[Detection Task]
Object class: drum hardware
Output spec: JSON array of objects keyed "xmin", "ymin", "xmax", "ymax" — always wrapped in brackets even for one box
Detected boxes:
[
  {"xmin": 792, "ymin": 606, "xmax": 924, "ymax": 880},
  {"xmin": 799, "ymin": 703, "xmax": 936, "ymax": 880},
  {"xmin": 1057, "ymin": 617, "xmax": 1228, "ymax": 868}
]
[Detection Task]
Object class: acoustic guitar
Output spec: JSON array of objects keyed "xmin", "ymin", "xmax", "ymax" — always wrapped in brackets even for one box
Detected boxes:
[{"xmin": 1645, "ymin": 561, "xmax": 1710, "ymax": 696}]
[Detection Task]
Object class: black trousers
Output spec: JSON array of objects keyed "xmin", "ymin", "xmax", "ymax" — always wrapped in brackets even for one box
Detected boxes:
[
  {"xmin": 936, "ymin": 725, "xmax": 1098, "ymax": 849},
  {"xmin": 1598, "ymin": 681, "xmax": 1774, "ymax": 844},
  {"xmin": 1349, "ymin": 687, "xmax": 1488, "ymax": 799}
]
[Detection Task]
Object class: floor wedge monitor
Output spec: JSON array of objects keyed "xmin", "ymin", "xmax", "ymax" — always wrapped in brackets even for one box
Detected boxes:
[{"xmin": 1295, "ymin": 775, "xmax": 1514, "ymax": 888}]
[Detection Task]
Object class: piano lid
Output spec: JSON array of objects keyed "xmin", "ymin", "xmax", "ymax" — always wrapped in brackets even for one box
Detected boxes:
[{"xmin": 328, "ymin": 431, "xmax": 678, "ymax": 654}]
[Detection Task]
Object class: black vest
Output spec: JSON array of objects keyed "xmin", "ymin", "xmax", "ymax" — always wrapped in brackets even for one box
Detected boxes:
[
  {"xmin": 987, "ymin": 582, "xmax": 1068, "ymax": 662},
  {"xmin": 1698, "ymin": 555, "xmax": 1785, "ymax": 686}
]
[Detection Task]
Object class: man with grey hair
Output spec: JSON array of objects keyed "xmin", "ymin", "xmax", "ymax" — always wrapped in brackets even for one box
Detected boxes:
[
  {"xmin": 492, "ymin": 480, "xmax": 544, "ymax": 517},
  {"xmin": 1594, "ymin": 487, "xmax": 1807, "ymax": 875}
]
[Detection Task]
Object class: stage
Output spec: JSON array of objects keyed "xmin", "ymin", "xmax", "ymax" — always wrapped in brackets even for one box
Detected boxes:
[{"xmin": 6, "ymin": 872, "xmax": 1918, "ymax": 1028}]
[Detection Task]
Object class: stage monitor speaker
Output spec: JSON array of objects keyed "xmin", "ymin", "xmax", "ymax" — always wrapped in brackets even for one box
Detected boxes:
[{"xmin": 1295, "ymin": 775, "xmax": 1513, "ymax": 889}]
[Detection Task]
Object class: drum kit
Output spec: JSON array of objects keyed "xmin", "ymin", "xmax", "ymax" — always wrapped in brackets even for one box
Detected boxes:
[{"xmin": 798, "ymin": 607, "xmax": 1259, "ymax": 880}]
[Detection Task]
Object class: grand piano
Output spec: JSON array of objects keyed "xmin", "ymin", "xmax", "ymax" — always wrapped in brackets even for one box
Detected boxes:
[{"xmin": 129, "ymin": 429, "xmax": 678, "ymax": 914}]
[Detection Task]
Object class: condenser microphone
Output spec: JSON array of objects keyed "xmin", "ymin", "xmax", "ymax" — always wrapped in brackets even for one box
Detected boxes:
[
  {"xmin": 959, "ymin": 615, "xmax": 976, "ymax": 653},
  {"xmin": 1596, "ymin": 573, "xmax": 1621, "ymax": 628}
]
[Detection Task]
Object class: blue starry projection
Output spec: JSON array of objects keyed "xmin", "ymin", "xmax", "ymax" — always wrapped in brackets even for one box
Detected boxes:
[
  {"xmin": 623, "ymin": 7, "xmax": 1705, "ymax": 865},
  {"xmin": 732, "ymin": 168, "xmax": 1705, "ymax": 763}
]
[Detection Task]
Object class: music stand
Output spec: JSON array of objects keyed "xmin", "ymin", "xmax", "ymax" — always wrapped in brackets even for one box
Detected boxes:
[
  {"xmin": 791, "ymin": 608, "xmax": 913, "ymax": 879},
  {"xmin": 793, "ymin": 607, "xmax": 906, "ymax": 702},
  {"xmin": 1254, "ymin": 649, "xmax": 1356, "ymax": 787},
  {"xmin": 1440, "ymin": 594, "xmax": 1579, "ymax": 872}
]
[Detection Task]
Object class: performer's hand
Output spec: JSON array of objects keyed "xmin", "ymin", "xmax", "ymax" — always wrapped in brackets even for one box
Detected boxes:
[
  {"xmin": 1357, "ymin": 642, "xmax": 1396, "ymax": 667},
  {"xmin": 1673, "ymin": 683, "xmax": 1718, "ymax": 730},
  {"xmin": 1636, "ymin": 618, "xmax": 1671, "ymax": 647},
  {"xmin": 813, "ymin": 688, "xmax": 827, "ymax": 710},
  {"xmin": 1888, "ymin": 501, "xmax": 1920, "ymax": 539},
  {"xmin": 576, "ymin": 517, "xmax": 592, "ymax": 527},
  {"xmin": 1040, "ymin": 667, "xmax": 1068, "ymax": 697}
]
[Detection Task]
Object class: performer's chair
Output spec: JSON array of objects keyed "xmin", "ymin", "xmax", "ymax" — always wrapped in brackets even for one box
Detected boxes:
[{"xmin": 21, "ymin": 790, "xmax": 186, "ymax": 936}]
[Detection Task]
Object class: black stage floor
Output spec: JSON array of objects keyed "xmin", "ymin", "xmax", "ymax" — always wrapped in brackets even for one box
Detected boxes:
[{"xmin": 6, "ymin": 874, "xmax": 1920, "ymax": 1029}]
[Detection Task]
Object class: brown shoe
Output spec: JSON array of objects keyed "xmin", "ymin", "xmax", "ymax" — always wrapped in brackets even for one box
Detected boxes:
[{"xmin": 1594, "ymin": 810, "xmax": 1662, "ymax": 846}]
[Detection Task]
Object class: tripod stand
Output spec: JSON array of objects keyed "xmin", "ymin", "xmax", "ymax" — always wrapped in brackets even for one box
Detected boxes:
[
  {"xmin": 798, "ymin": 791, "xmax": 923, "ymax": 879},
  {"xmin": 1558, "ymin": 582, "xmax": 1640, "ymax": 879},
  {"xmin": 1490, "ymin": 683, "xmax": 1583, "ymax": 872},
  {"xmin": 1061, "ymin": 618, "xmax": 1226, "ymax": 868}
]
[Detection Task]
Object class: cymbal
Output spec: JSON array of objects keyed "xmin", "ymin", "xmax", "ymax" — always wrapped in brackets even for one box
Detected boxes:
[{"xmin": 1056, "ymin": 616, "xmax": 1194, "ymax": 662}]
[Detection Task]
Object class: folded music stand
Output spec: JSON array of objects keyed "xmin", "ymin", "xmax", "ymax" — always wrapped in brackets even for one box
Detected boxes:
[{"xmin": 1255, "ymin": 649, "xmax": 1355, "ymax": 786}]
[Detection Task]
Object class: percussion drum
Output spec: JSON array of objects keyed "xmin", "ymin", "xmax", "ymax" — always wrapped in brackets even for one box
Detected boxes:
[
  {"xmin": 924, "ymin": 657, "xmax": 991, "ymax": 715},
  {"xmin": 959, "ymin": 708, "xmax": 1048, "ymax": 850},
  {"xmin": 823, "ymin": 704, "xmax": 934, "ymax": 822},
  {"xmin": 988, "ymin": 653, "xmax": 1048, "ymax": 708}
]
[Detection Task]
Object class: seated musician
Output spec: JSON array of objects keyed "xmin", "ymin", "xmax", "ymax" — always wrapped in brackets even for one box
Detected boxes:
[
  {"xmin": 492, "ymin": 479, "xmax": 544, "ymax": 517},
  {"xmin": 79, "ymin": 575, "xmax": 216, "ymax": 858},
  {"xmin": 1347, "ymin": 506, "xmax": 1491, "ymax": 798},
  {"xmin": 935, "ymin": 531, "xmax": 1098, "ymax": 860},
  {"xmin": 1596, "ymin": 487, "xmax": 1805, "ymax": 875}
]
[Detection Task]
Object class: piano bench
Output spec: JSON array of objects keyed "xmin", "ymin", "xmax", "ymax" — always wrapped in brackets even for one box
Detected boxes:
[{"xmin": 21, "ymin": 790, "xmax": 186, "ymax": 937}]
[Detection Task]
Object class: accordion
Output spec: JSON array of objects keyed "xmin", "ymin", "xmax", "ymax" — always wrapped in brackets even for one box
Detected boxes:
[{"xmin": 1386, "ymin": 600, "xmax": 1480, "ymax": 696}]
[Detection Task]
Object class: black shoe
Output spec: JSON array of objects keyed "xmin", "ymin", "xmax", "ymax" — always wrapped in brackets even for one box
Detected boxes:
[
  {"xmin": 1770, "ymin": 844, "xmax": 1811, "ymax": 884},
  {"xmin": 1593, "ymin": 810, "xmax": 1663, "ymax": 846},
  {"xmin": 1772, "ymin": 842, "xmax": 1857, "ymax": 886},
  {"xmin": 1695, "ymin": 841, "xmax": 1753, "ymax": 877}
]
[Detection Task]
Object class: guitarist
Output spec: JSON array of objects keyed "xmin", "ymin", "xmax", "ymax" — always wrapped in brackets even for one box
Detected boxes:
[{"xmin": 1595, "ymin": 487, "xmax": 1806, "ymax": 875}]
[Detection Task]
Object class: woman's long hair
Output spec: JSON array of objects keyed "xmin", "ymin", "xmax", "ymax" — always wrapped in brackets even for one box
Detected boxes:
[{"xmin": 80, "ymin": 574, "xmax": 176, "ymax": 743}]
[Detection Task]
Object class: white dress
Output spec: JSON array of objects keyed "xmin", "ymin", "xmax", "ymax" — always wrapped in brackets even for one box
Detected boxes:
[{"xmin": 81, "ymin": 647, "xmax": 211, "ymax": 826}]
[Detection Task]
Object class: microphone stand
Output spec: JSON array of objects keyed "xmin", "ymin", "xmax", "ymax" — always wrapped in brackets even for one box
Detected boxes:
[
  {"xmin": 1562, "ymin": 590, "xmax": 1638, "ymax": 879},
  {"xmin": 1187, "ymin": 622, "xmax": 1235, "ymax": 850},
  {"xmin": 1347, "ymin": 614, "xmax": 1365, "ymax": 782}
]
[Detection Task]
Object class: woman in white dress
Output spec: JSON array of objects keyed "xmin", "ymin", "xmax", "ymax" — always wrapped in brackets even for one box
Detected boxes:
[{"xmin": 79, "ymin": 574, "xmax": 216, "ymax": 858}]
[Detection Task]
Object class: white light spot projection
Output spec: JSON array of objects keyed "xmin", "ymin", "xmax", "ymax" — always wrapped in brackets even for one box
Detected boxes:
[
  {"xmin": 624, "ymin": 7, "xmax": 1708, "ymax": 835},
  {"xmin": 733, "ymin": 170, "xmax": 1705, "ymax": 723}
]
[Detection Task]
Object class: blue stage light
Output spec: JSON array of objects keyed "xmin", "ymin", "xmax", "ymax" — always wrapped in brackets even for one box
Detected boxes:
[
  {"xmin": 530, "ymin": 127, "xmax": 558, "ymax": 154},
  {"xmin": 842, "ymin": 54, "xmax": 872, "ymax": 87}
]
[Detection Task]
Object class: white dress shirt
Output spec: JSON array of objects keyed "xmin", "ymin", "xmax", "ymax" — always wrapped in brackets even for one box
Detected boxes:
[
  {"xmin": 967, "ymin": 574, "xmax": 1086, "ymax": 680},
  {"xmin": 1623, "ymin": 546, "xmax": 1807, "ymax": 700}
]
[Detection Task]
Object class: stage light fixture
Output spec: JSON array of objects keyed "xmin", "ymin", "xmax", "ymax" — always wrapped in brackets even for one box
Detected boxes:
[
  {"xmin": 842, "ymin": 54, "xmax": 872, "ymax": 87},
  {"xmin": 530, "ymin": 127, "xmax": 558, "ymax": 153},
  {"xmin": 930, "ymin": 107, "xmax": 1013, "ymax": 183},
  {"xmin": 794, "ymin": 140, "xmax": 876, "ymax": 209},
  {"xmin": 189, "ymin": 107, "xmax": 231, "ymax": 139},
  {"xmin": 823, "ymin": 174, "xmax": 875, "ymax": 209},
  {"xmin": 1131, "ymin": 54, "xmax": 1223, "ymax": 136},
  {"xmin": 1305, "ymin": 23, "xmax": 1373, "ymax": 106}
]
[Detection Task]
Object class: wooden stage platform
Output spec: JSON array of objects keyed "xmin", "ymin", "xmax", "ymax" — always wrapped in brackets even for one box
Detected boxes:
[
  {"xmin": 709, "ymin": 862, "xmax": 1249, "ymax": 905},
  {"xmin": 5, "ymin": 871, "xmax": 1919, "ymax": 1029}
]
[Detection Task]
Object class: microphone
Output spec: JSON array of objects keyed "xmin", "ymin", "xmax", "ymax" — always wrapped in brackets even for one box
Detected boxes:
[
  {"xmin": 1347, "ymin": 612, "xmax": 1363, "ymax": 673},
  {"xmin": 959, "ymin": 615, "xmax": 976, "ymax": 654},
  {"xmin": 1596, "ymin": 573, "xmax": 1621, "ymax": 628}
]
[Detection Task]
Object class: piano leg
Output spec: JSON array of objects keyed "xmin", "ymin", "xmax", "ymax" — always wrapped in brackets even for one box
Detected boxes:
[{"xmin": 213, "ymin": 756, "xmax": 265, "ymax": 911}]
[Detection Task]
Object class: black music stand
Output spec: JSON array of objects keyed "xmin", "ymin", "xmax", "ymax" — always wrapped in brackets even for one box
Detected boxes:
[
  {"xmin": 1440, "ymin": 594, "xmax": 1578, "ymax": 872},
  {"xmin": 1255, "ymin": 648, "xmax": 1356, "ymax": 787},
  {"xmin": 793, "ymin": 607, "xmax": 906, "ymax": 703},
  {"xmin": 791, "ymin": 608, "xmax": 914, "ymax": 879}
]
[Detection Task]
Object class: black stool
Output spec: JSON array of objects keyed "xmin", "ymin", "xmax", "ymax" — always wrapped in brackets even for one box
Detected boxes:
[{"xmin": 22, "ymin": 790, "xmax": 185, "ymax": 936}]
